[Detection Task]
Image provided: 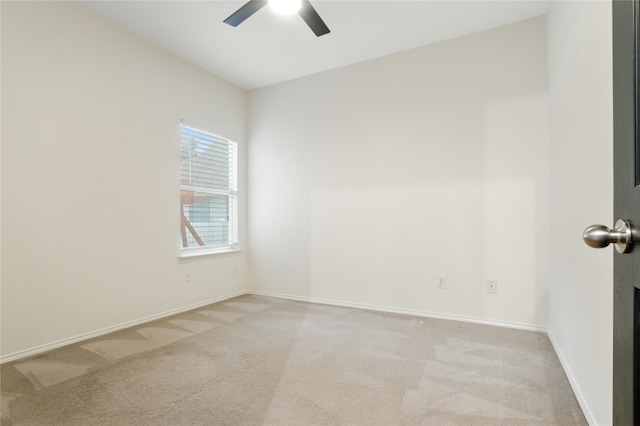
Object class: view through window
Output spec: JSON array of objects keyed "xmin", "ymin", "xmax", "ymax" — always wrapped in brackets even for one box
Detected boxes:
[{"xmin": 180, "ymin": 125, "xmax": 238, "ymax": 253}]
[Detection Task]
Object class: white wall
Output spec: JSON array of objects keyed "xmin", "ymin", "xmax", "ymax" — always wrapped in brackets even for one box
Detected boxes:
[
  {"xmin": 547, "ymin": 2, "xmax": 613, "ymax": 424},
  {"xmin": 1, "ymin": 1, "xmax": 247, "ymax": 360},
  {"xmin": 248, "ymin": 17, "xmax": 549, "ymax": 329},
  {"xmin": 1, "ymin": 3, "xmax": 615, "ymax": 421}
]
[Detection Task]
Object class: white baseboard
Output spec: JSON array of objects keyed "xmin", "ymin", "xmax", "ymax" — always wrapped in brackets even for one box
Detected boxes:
[
  {"xmin": 249, "ymin": 289, "xmax": 547, "ymax": 333},
  {"xmin": 547, "ymin": 328, "xmax": 596, "ymax": 426},
  {"xmin": 0, "ymin": 290, "xmax": 247, "ymax": 364}
]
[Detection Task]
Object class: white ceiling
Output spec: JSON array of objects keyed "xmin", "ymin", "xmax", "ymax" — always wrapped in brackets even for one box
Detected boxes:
[{"xmin": 78, "ymin": 0, "xmax": 550, "ymax": 90}]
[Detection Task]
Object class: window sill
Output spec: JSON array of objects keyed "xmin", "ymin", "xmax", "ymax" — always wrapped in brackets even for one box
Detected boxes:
[{"xmin": 178, "ymin": 247, "xmax": 242, "ymax": 263}]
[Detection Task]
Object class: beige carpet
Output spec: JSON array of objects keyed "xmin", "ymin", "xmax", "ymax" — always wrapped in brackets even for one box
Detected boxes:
[{"xmin": 1, "ymin": 295, "xmax": 586, "ymax": 425}]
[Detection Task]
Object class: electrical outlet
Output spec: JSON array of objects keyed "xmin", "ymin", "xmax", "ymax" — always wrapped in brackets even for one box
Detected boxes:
[
  {"xmin": 437, "ymin": 275, "xmax": 447, "ymax": 289},
  {"xmin": 185, "ymin": 271, "xmax": 191, "ymax": 283},
  {"xmin": 487, "ymin": 279, "xmax": 497, "ymax": 294},
  {"xmin": 233, "ymin": 264, "xmax": 239, "ymax": 275}
]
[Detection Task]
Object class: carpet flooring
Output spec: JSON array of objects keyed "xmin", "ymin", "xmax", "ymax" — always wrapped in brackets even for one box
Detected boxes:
[{"xmin": 1, "ymin": 294, "xmax": 586, "ymax": 425}]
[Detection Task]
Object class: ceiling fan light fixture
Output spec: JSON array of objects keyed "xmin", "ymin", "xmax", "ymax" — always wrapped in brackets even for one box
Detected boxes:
[
  {"xmin": 224, "ymin": 0, "xmax": 329, "ymax": 37},
  {"xmin": 268, "ymin": 0, "xmax": 301, "ymax": 15}
]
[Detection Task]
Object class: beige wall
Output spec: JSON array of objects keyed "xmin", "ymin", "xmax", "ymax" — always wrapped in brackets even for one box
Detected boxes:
[
  {"xmin": 547, "ymin": 1, "xmax": 613, "ymax": 424},
  {"xmin": 248, "ymin": 17, "xmax": 549, "ymax": 329},
  {"xmin": 1, "ymin": 1, "xmax": 248, "ymax": 360},
  {"xmin": 2, "ymin": 3, "xmax": 615, "ymax": 422}
]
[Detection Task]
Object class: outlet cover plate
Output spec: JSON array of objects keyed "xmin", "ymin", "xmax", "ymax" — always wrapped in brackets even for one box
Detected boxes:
[{"xmin": 437, "ymin": 275, "xmax": 447, "ymax": 289}]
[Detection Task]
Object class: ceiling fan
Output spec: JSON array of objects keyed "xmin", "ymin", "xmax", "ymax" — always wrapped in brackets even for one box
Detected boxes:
[{"xmin": 223, "ymin": 0, "xmax": 330, "ymax": 37}]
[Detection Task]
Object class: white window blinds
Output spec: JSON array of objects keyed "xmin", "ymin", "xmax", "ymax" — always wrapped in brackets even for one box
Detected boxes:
[{"xmin": 180, "ymin": 125, "xmax": 238, "ymax": 251}]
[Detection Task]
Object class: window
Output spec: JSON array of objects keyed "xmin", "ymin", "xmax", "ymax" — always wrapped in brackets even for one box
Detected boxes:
[{"xmin": 180, "ymin": 125, "xmax": 238, "ymax": 255}]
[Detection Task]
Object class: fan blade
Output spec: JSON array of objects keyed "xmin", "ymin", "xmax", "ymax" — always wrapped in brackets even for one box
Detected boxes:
[
  {"xmin": 298, "ymin": 0, "xmax": 330, "ymax": 37},
  {"xmin": 223, "ymin": 0, "xmax": 268, "ymax": 27}
]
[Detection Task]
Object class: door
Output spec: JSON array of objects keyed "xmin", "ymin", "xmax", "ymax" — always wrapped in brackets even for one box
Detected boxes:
[
  {"xmin": 585, "ymin": 1, "xmax": 640, "ymax": 423},
  {"xmin": 613, "ymin": 0, "xmax": 640, "ymax": 423}
]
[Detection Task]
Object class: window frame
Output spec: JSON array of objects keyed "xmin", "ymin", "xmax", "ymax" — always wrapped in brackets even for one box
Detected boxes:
[{"xmin": 178, "ymin": 124, "xmax": 239, "ymax": 260}]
